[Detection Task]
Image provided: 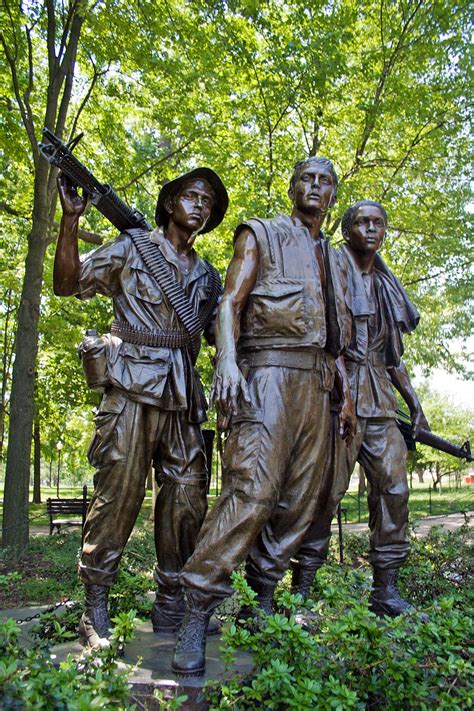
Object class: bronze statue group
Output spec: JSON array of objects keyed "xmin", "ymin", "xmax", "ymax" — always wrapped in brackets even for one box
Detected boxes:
[{"xmin": 53, "ymin": 155, "xmax": 430, "ymax": 677}]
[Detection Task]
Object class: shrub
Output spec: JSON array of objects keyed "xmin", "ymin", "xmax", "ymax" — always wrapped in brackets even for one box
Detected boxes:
[
  {"xmin": 206, "ymin": 524, "xmax": 474, "ymax": 710},
  {"xmin": 0, "ymin": 611, "xmax": 138, "ymax": 709}
]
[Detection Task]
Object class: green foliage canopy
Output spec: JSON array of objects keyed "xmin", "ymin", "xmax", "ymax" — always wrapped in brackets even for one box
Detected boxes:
[{"xmin": 0, "ymin": 0, "xmax": 472, "ymax": 495}]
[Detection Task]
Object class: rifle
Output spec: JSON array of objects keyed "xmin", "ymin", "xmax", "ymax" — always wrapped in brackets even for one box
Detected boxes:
[
  {"xmin": 39, "ymin": 128, "xmax": 152, "ymax": 232},
  {"xmin": 397, "ymin": 410, "xmax": 473, "ymax": 462}
]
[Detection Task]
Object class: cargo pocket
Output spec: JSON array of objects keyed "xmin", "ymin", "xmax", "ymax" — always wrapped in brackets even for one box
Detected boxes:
[
  {"xmin": 244, "ymin": 282, "xmax": 306, "ymax": 337},
  {"xmin": 222, "ymin": 406, "xmax": 265, "ymax": 495},
  {"xmin": 125, "ymin": 262, "xmax": 162, "ymax": 304},
  {"xmin": 87, "ymin": 389, "xmax": 127, "ymax": 468},
  {"xmin": 111, "ymin": 343, "xmax": 171, "ymax": 400}
]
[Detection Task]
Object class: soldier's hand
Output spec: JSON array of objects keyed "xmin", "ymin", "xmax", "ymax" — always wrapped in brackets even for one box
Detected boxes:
[
  {"xmin": 57, "ymin": 173, "xmax": 88, "ymax": 217},
  {"xmin": 411, "ymin": 406, "xmax": 430, "ymax": 439},
  {"xmin": 210, "ymin": 354, "xmax": 251, "ymax": 419},
  {"xmin": 339, "ymin": 395, "xmax": 356, "ymax": 445}
]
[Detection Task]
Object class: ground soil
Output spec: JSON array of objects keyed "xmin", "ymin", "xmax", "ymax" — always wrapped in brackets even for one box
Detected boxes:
[{"xmin": 0, "ymin": 549, "xmax": 70, "ymax": 609}]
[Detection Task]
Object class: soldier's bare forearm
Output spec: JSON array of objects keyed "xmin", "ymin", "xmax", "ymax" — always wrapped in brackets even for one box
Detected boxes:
[
  {"xmin": 215, "ymin": 296, "xmax": 239, "ymax": 362},
  {"xmin": 388, "ymin": 361, "xmax": 421, "ymax": 416},
  {"xmin": 335, "ymin": 355, "xmax": 356, "ymax": 443},
  {"xmin": 388, "ymin": 360, "xmax": 429, "ymax": 436},
  {"xmin": 335, "ymin": 355, "xmax": 351, "ymax": 403},
  {"xmin": 53, "ymin": 213, "xmax": 81, "ymax": 296}
]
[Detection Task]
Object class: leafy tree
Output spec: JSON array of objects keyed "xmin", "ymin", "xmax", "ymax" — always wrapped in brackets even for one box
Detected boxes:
[
  {"xmin": 407, "ymin": 385, "xmax": 474, "ymax": 491},
  {"xmin": 1, "ymin": 0, "xmax": 471, "ymax": 547}
]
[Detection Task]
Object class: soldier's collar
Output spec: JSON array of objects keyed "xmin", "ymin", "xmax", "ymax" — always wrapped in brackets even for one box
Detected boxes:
[{"xmin": 149, "ymin": 227, "xmax": 208, "ymax": 281}]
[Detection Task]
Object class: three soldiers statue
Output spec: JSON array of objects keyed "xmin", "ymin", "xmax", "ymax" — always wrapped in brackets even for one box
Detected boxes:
[{"xmin": 53, "ymin": 153, "xmax": 428, "ymax": 674}]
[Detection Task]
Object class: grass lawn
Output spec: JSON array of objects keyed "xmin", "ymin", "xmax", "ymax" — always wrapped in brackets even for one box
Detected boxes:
[
  {"xmin": 340, "ymin": 484, "xmax": 473, "ymax": 523},
  {"xmin": 0, "ymin": 481, "xmax": 472, "ymax": 528}
]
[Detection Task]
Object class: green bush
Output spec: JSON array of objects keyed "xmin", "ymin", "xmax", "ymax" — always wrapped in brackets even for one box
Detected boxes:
[
  {"xmin": 0, "ymin": 611, "xmax": 137, "ymax": 709},
  {"xmin": 206, "ymin": 525, "xmax": 474, "ymax": 710}
]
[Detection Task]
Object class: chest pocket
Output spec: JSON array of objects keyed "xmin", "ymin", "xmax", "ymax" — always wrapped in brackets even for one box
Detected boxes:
[
  {"xmin": 125, "ymin": 265, "xmax": 162, "ymax": 304},
  {"xmin": 243, "ymin": 282, "xmax": 306, "ymax": 337}
]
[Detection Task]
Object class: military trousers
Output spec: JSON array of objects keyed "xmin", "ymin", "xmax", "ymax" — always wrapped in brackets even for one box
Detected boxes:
[
  {"xmin": 294, "ymin": 414, "xmax": 410, "ymax": 571},
  {"xmin": 180, "ymin": 363, "xmax": 331, "ymax": 612},
  {"xmin": 79, "ymin": 387, "xmax": 208, "ymax": 591}
]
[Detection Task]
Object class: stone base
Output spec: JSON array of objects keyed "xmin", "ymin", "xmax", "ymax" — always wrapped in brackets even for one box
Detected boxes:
[{"xmin": 51, "ymin": 620, "xmax": 252, "ymax": 709}]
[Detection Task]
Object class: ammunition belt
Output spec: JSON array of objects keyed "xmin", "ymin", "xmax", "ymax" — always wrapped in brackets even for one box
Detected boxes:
[{"xmin": 111, "ymin": 319, "xmax": 192, "ymax": 349}]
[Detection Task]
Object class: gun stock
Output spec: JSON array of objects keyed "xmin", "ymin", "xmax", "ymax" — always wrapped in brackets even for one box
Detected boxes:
[
  {"xmin": 397, "ymin": 410, "xmax": 473, "ymax": 462},
  {"xmin": 39, "ymin": 129, "xmax": 152, "ymax": 233}
]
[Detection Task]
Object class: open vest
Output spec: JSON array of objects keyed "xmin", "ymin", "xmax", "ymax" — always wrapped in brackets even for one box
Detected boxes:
[{"xmin": 237, "ymin": 215, "xmax": 350, "ymax": 355}]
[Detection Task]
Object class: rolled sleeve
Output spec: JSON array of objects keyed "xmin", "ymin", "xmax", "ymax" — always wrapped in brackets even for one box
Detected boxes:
[{"xmin": 76, "ymin": 233, "xmax": 128, "ymax": 300}]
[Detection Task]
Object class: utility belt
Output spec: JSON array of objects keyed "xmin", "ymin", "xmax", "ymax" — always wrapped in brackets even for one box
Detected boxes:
[
  {"xmin": 111, "ymin": 319, "xmax": 194, "ymax": 349},
  {"xmin": 239, "ymin": 347, "xmax": 328, "ymax": 371},
  {"xmin": 79, "ymin": 321, "xmax": 197, "ymax": 393}
]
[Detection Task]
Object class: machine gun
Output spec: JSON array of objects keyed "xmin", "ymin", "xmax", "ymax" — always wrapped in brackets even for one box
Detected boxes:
[
  {"xmin": 39, "ymin": 128, "xmax": 152, "ymax": 232},
  {"xmin": 397, "ymin": 410, "xmax": 473, "ymax": 462}
]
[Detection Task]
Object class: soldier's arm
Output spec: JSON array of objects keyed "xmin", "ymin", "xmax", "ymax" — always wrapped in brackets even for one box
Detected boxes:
[
  {"xmin": 335, "ymin": 355, "xmax": 356, "ymax": 444},
  {"xmin": 210, "ymin": 227, "xmax": 258, "ymax": 420},
  {"xmin": 388, "ymin": 360, "xmax": 430, "ymax": 437},
  {"xmin": 53, "ymin": 175, "xmax": 87, "ymax": 296}
]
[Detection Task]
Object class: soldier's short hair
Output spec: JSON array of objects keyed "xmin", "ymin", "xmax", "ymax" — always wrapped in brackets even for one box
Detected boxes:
[
  {"xmin": 341, "ymin": 200, "xmax": 388, "ymax": 236},
  {"xmin": 289, "ymin": 156, "xmax": 339, "ymax": 200}
]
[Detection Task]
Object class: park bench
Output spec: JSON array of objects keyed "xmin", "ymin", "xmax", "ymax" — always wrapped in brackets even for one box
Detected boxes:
[{"xmin": 47, "ymin": 485, "xmax": 89, "ymax": 540}]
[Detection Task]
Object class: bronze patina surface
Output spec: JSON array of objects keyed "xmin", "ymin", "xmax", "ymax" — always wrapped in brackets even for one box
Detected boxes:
[
  {"xmin": 292, "ymin": 200, "xmax": 429, "ymax": 616},
  {"xmin": 53, "ymin": 169, "xmax": 228, "ymax": 646},
  {"xmin": 172, "ymin": 157, "xmax": 356, "ymax": 677}
]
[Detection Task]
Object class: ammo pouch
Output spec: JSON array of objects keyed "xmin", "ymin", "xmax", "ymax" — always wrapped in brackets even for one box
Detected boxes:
[{"xmin": 78, "ymin": 329, "xmax": 109, "ymax": 392}]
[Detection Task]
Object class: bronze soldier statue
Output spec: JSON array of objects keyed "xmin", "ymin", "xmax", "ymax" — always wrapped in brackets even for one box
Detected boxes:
[
  {"xmin": 53, "ymin": 168, "xmax": 228, "ymax": 646},
  {"xmin": 291, "ymin": 200, "xmax": 429, "ymax": 617},
  {"xmin": 171, "ymin": 156, "xmax": 356, "ymax": 677}
]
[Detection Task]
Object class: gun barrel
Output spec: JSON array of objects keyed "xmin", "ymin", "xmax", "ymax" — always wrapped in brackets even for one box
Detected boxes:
[
  {"xmin": 39, "ymin": 129, "xmax": 152, "ymax": 232},
  {"xmin": 416, "ymin": 427, "xmax": 473, "ymax": 462}
]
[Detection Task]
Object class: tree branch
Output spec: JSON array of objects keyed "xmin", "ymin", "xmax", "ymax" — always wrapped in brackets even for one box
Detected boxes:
[
  {"xmin": 45, "ymin": 0, "xmax": 58, "ymax": 78},
  {"xmin": 22, "ymin": 23, "xmax": 38, "ymax": 161},
  {"xmin": 381, "ymin": 118, "xmax": 445, "ymax": 199},
  {"xmin": 115, "ymin": 138, "xmax": 197, "ymax": 191},
  {"xmin": 50, "ymin": 221, "xmax": 103, "ymax": 245},
  {"xmin": 69, "ymin": 56, "xmax": 107, "ymax": 140},
  {"xmin": 0, "ymin": 30, "xmax": 37, "ymax": 162},
  {"xmin": 0, "ymin": 201, "xmax": 30, "ymax": 218},
  {"xmin": 402, "ymin": 259, "xmax": 472, "ymax": 286},
  {"xmin": 343, "ymin": 0, "xmax": 426, "ymax": 183}
]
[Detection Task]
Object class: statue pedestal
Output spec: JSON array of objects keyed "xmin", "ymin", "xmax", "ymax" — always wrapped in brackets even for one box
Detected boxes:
[{"xmin": 51, "ymin": 620, "xmax": 252, "ymax": 709}]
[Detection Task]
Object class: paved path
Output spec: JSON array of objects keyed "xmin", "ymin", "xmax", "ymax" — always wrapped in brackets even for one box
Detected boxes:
[
  {"xmin": 333, "ymin": 510, "xmax": 473, "ymax": 536},
  {"xmin": 29, "ymin": 510, "xmax": 472, "ymax": 538}
]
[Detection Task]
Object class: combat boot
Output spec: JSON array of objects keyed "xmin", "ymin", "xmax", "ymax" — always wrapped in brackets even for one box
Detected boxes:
[
  {"xmin": 171, "ymin": 608, "xmax": 210, "ymax": 677},
  {"xmin": 290, "ymin": 562, "xmax": 321, "ymax": 598},
  {"xmin": 237, "ymin": 577, "xmax": 276, "ymax": 628},
  {"xmin": 79, "ymin": 584, "xmax": 111, "ymax": 648},
  {"xmin": 369, "ymin": 568, "xmax": 414, "ymax": 617},
  {"xmin": 289, "ymin": 563, "xmax": 322, "ymax": 629},
  {"xmin": 152, "ymin": 590, "xmax": 220, "ymax": 636}
]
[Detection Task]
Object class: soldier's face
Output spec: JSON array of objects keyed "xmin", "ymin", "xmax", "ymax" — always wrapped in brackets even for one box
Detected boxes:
[
  {"xmin": 292, "ymin": 166, "xmax": 335, "ymax": 215},
  {"xmin": 170, "ymin": 179, "xmax": 215, "ymax": 232},
  {"xmin": 346, "ymin": 205, "xmax": 386, "ymax": 254}
]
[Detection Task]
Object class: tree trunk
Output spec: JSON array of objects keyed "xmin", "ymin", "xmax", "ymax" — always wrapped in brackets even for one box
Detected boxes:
[
  {"xmin": 2, "ymin": 197, "xmax": 49, "ymax": 548},
  {"xmin": 0, "ymin": 289, "xmax": 14, "ymax": 464},
  {"xmin": 1, "ymin": 3, "xmax": 85, "ymax": 549},
  {"xmin": 32, "ymin": 418, "xmax": 42, "ymax": 504}
]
